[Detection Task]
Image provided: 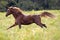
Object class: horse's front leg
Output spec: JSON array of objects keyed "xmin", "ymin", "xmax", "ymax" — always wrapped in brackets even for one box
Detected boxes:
[
  {"xmin": 19, "ymin": 24, "xmax": 21, "ymax": 29},
  {"xmin": 16, "ymin": 18, "xmax": 22, "ymax": 29},
  {"xmin": 7, "ymin": 23, "xmax": 17, "ymax": 30},
  {"xmin": 17, "ymin": 22, "xmax": 21, "ymax": 29}
]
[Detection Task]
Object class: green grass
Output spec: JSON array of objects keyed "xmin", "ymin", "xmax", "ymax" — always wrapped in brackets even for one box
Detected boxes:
[{"xmin": 0, "ymin": 10, "xmax": 60, "ymax": 40}]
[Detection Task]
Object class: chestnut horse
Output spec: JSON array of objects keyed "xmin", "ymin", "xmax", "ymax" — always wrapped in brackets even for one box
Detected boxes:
[{"xmin": 6, "ymin": 7, "xmax": 55, "ymax": 30}]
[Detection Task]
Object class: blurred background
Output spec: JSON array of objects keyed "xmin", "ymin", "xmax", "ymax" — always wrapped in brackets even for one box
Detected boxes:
[{"xmin": 0, "ymin": 0, "xmax": 60, "ymax": 11}]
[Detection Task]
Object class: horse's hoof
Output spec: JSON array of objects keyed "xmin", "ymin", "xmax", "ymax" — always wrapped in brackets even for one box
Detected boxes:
[{"xmin": 42, "ymin": 24, "xmax": 47, "ymax": 28}]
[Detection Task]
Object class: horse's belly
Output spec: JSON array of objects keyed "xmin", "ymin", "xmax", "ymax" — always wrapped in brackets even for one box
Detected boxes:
[
  {"xmin": 21, "ymin": 19, "xmax": 33, "ymax": 25},
  {"xmin": 22, "ymin": 22, "xmax": 32, "ymax": 25},
  {"xmin": 22, "ymin": 20, "xmax": 33, "ymax": 25},
  {"xmin": 21, "ymin": 16, "xmax": 34, "ymax": 25}
]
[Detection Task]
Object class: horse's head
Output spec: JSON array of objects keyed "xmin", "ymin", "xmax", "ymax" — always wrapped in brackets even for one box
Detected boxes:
[
  {"xmin": 6, "ymin": 6, "xmax": 23, "ymax": 17},
  {"xmin": 6, "ymin": 7, "xmax": 14, "ymax": 17},
  {"xmin": 6, "ymin": 6, "xmax": 19, "ymax": 17}
]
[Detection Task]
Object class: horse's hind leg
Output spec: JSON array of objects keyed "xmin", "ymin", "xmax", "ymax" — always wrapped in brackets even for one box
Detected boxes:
[
  {"xmin": 35, "ymin": 20, "xmax": 47, "ymax": 28},
  {"xmin": 7, "ymin": 23, "xmax": 17, "ymax": 30},
  {"xmin": 34, "ymin": 21, "xmax": 43, "ymax": 28},
  {"xmin": 34, "ymin": 16, "xmax": 47, "ymax": 28},
  {"xmin": 42, "ymin": 24, "xmax": 47, "ymax": 28},
  {"xmin": 34, "ymin": 16, "xmax": 43, "ymax": 28}
]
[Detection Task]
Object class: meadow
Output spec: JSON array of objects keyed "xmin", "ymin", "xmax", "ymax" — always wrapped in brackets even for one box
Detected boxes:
[{"xmin": 0, "ymin": 10, "xmax": 60, "ymax": 40}]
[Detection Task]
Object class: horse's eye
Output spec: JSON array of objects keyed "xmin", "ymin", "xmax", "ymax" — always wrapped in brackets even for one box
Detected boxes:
[{"xmin": 7, "ymin": 9, "xmax": 10, "ymax": 12}]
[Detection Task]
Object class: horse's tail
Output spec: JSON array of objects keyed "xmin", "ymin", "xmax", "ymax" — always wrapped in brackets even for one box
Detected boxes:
[{"xmin": 40, "ymin": 12, "xmax": 55, "ymax": 18}]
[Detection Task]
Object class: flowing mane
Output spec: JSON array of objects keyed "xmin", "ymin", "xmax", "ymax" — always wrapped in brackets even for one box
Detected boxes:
[{"xmin": 9, "ymin": 7, "xmax": 23, "ymax": 14}]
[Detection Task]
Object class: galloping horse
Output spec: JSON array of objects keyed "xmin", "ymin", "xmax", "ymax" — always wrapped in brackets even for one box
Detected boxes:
[{"xmin": 6, "ymin": 7, "xmax": 55, "ymax": 30}]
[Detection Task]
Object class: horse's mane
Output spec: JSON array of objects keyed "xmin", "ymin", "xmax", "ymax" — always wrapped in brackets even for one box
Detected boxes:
[{"xmin": 8, "ymin": 6, "xmax": 22, "ymax": 13}]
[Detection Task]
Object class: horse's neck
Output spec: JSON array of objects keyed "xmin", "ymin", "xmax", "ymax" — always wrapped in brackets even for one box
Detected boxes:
[{"xmin": 12, "ymin": 12, "xmax": 24, "ymax": 19}]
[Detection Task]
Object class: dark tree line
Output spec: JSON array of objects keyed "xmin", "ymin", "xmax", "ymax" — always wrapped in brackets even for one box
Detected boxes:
[{"xmin": 0, "ymin": 0, "xmax": 60, "ymax": 11}]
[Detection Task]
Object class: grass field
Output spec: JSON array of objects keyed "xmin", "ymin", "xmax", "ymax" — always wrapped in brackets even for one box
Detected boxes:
[{"xmin": 0, "ymin": 10, "xmax": 60, "ymax": 40}]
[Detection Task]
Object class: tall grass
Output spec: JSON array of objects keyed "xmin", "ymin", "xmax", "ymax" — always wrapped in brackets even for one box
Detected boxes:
[{"xmin": 0, "ymin": 10, "xmax": 60, "ymax": 40}]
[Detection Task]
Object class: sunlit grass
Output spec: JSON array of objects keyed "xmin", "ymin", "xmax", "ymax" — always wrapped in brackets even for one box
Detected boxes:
[{"xmin": 0, "ymin": 10, "xmax": 60, "ymax": 40}]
